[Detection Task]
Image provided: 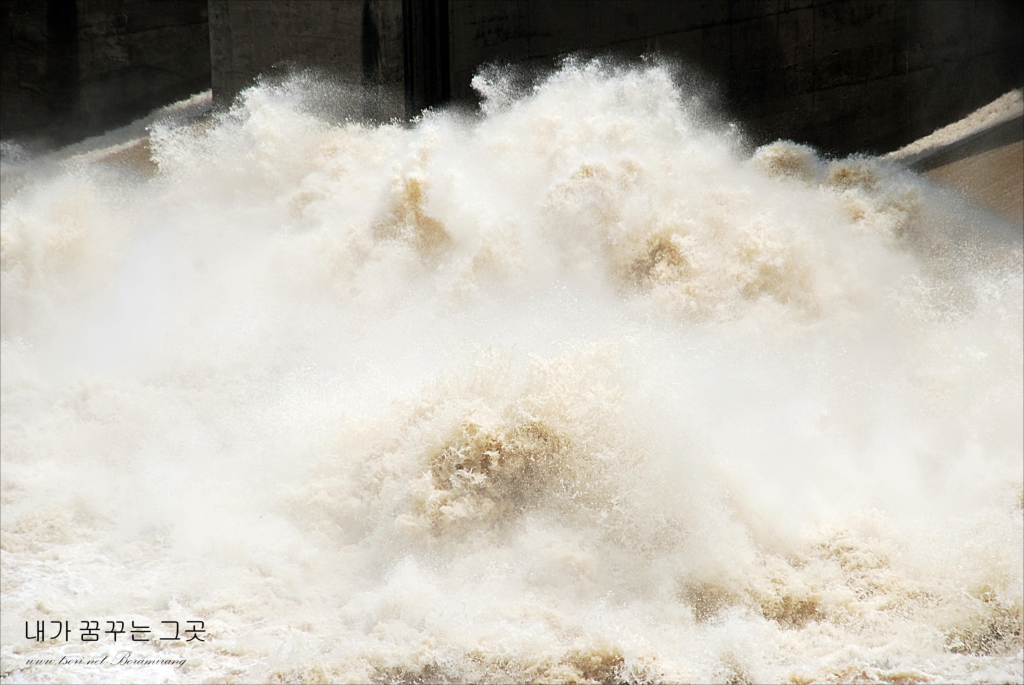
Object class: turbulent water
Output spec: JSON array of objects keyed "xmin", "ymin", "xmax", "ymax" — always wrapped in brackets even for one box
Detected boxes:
[{"xmin": 1, "ymin": 62, "xmax": 1022, "ymax": 684}]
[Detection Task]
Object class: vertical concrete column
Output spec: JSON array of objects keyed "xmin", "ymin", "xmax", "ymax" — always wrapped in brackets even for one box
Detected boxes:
[{"xmin": 402, "ymin": 0, "xmax": 450, "ymax": 116}]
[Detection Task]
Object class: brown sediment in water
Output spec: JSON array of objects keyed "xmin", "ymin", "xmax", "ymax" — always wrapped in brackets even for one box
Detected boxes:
[
  {"xmin": 924, "ymin": 136, "xmax": 1023, "ymax": 227},
  {"xmin": 93, "ymin": 138, "xmax": 159, "ymax": 176},
  {"xmin": 886, "ymin": 90, "xmax": 1022, "ymax": 226}
]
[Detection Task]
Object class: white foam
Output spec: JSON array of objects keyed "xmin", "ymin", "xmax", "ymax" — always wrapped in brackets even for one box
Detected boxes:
[{"xmin": 1, "ymin": 62, "xmax": 1021, "ymax": 683}]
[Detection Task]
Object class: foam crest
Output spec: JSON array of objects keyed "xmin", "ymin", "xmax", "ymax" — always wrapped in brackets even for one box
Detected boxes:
[{"xmin": 1, "ymin": 62, "xmax": 1021, "ymax": 683}]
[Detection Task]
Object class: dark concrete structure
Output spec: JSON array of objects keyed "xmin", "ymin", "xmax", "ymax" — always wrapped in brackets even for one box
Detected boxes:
[
  {"xmin": 207, "ymin": 0, "xmax": 404, "ymax": 119},
  {"xmin": 441, "ymin": 0, "xmax": 1024, "ymax": 155},
  {"xmin": 1, "ymin": 0, "xmax": 210, "ymax": 147},
  {"xmin": 403, "ymin": 0, "xmax": 449, "ymax": 115},
  {"xmin": 2, "ymin": 1, "xmax": 1021, "ymax": 156},
  {"xmin": 206, "ymin": 0, "xmax": 1023, "ymax": 156}
]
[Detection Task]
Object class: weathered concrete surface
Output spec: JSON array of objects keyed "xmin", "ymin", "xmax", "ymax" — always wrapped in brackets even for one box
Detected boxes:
[
  {"xmin": 4, "ymin": 1, "xmax": 1020, "ymax": 156},
  {"xmin": 202, "ymin": 0, "xmax": 1022, "ymax": 155},
  {"xmin": 0, "ymin": 0, "xmax": 210, "ymax": 147}
]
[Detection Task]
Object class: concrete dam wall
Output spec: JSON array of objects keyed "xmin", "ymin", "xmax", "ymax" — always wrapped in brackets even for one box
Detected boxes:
[
  {"xmin": 2, "ymin": 1, "xmax": 1021, "ymax": 156},
  {"xmin": 1, "ymin": 0, "xmax": 210, "ymax": 146}
]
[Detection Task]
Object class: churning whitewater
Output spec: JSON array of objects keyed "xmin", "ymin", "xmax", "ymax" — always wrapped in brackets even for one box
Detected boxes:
[{"xmin": 1, "ymin": 62, "xmax": 1021, "ymax": 684}]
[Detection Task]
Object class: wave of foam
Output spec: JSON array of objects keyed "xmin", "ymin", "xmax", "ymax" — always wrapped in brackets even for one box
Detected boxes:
[{"xmin": 1, "ymin": 61, "xmax": 1021, "ymax": 683}]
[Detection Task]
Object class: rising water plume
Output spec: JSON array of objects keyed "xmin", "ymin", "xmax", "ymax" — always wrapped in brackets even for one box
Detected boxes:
[{"xmin": 1, "ymin": 61, "xmax": 1021, "ymax": 684}]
